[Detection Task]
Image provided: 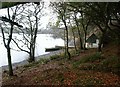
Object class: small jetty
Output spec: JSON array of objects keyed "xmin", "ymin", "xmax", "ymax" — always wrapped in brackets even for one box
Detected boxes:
[
  {"xmin": 45, "ymin": 45, "xmax": 74, "ymax": 52},
  {"xmin": 45, "ymin": 47, "xmax": 61, "ymax": 52}
]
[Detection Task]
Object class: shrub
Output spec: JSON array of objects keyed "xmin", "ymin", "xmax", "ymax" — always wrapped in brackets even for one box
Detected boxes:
[
  {"xmin": 50, "ymin": 54, "xmax": 60, "ymax": 60},
  {"xmin": 50, "ymin": 52, "xmax": 66, "ymax": 60},
  {"xmin": 23, "ymin": 62, "xmax": 38, "ymax": 68},
  {"xmin": 38, "ymin": 58, "xmax": 49, "ymax": 64},
  {"xmin": 99, "ymin": 56, "xmax": 120, "ymax": 73},
  {"xmin": 23, "ymin": 58, "xmax": 50, "ymax": 68},
  {"xmin": 73, "ymin": 52, "xmax": 101, "ymax": 68},
  {"xmin": 81, "ymin": 52, "xmax": 101, "ymax": 63},
  {"xmin": 73, "ymin": 52, "xmax": 101, "ymax": 69},
  {"xmin": 78, "ymin": 63, "xmax": 98, "ymax": 70},
  {"xmin": 69, "ymin": 49, "xmax": 80, "ymax": 57},
  {"xmin": 73, "ymin": 77, "xmax": 103, "ymax": 85}
]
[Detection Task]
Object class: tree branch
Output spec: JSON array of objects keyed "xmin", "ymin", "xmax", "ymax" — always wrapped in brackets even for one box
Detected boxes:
[{"xmin": 12, "ymin": 38, "xmax": 30, "ymax": 54}]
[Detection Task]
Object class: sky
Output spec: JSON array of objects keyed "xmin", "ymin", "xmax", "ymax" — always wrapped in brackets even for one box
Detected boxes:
[{"xmin": 0, "ymin": 1, "xmax": 57, "ymax": 30}]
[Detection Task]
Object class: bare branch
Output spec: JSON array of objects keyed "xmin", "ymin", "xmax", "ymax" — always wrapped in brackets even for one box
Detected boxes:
[
  {"xmin": 12, "ymin": 38, "xmax": 30, "ymax": 54},
  {"xmin": 0, "ymin": 25, "xmax": 7, "ymax": 48}
]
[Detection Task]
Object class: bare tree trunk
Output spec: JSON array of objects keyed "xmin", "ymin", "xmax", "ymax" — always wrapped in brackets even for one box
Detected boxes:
[
  {"xmin": 77, "ymin": 27, "xmax": 83, "ymax": 50},
  {"xmin": 84, "ymin": 20, "xmax": 90, "ymax": 50},
  {"xmin": 84, "ymin": 30, "xmax": 87, "ymax": 50},
  {"xmin": 0, "ymin": 6, "xmax": 21, "ymax": 76},
  {"xmin": 71, "ymin": 28, "xmax": 77, "ymax": 53},
  {"xmin": 29, "ymin": 45, "xmax": 34, "ymax": 62},
  {"xmin": 6, "ymin": 15, "xmax": 14, "ymax": 76},
  {"xmin": 66, "ymin": 29, "xmax": 71, "ymax": 59},
  {"xmin": 7, "ymin": 47, "xmax": 13, "ymax": 76},
  {"xmin": 74, "ymin": 13, "xmax": 83, "ymax": 50},
  {"xmin": 98, "ymin": 37, "xmax": 102, "ymax": 52},
  {"xmin": 1, "ymin": 23, "xmax": 14, "ymax": 76},
  {"xmin": 69, "ymin": 19, "xmax": 77, "ymax": 53},
  {"xmin": 93, "ymin": 21, "xmax": 106, "ymax": 52},
  {"xmin": 81, "ymin": 11, "xmax": 88, "ymax": 50},
  {"xmin": 98, "ymin": 31, "xmax": 106, "ymax": 52},
  {"xmin": 27, "ymin": 15, "xmax": 37, "ymax": 62},
  {"xmin": 63, "ymin": 20, "xmax": 71, "ymax": 59},
  {"xmin": 32, "ymin": 16, "xmax": 38, "ymax": 61},
  {"xmin": 117, "ymin": 36, "xmax": 120, "ymax": 56}
]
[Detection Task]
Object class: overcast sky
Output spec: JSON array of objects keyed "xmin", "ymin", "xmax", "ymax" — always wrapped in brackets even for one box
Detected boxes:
[{"xmin": 0, "ymin": 1, "xmax": 57, "ymax": 30}]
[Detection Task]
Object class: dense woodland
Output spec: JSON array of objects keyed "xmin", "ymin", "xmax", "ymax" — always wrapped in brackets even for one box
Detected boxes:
[
  {"xmin": 0, "ymin": 1, "xmax": 120, "ymax": 86},
  {"xmin": 50, "ymin": 2, "xmax": 120, "ymax": 56}
]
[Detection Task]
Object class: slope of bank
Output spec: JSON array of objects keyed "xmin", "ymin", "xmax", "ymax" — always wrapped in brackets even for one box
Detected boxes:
[
  {"xmin": 1, "ymin": 50, "xmax": 63, "ymax": 71},
  {"xmin": 2, "ymin": 44, "xmax": 120, "ymax": 86}
]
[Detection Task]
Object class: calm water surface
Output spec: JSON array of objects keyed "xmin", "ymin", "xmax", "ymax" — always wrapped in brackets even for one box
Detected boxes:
[{"xmin": 0, "ymin": 34, "xmax": 64, "ymax": 67}]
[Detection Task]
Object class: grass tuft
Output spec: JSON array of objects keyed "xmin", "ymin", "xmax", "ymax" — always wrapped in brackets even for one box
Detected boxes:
[
  {"xmin": 99, "ymin": 56, "xmax": 120, "ymax": 74},
  {"xmin": 81, "ymin": 52, "xmax": 101, "ymax": 63},
  {"xmin": 73, "ymin": 52, "xmax": 102, "ymax": 68},
  {"xmin": 24, "ymin": 58, "xmax": 49, "ymax": 68},
  {"xmin": 50, "ymin": 54, "xmax": 60, "ymax": 60}
]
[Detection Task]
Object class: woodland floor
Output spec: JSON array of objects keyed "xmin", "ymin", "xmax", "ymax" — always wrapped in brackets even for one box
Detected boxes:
[{"xmin": 2, "ymin": 44, "xmax": 120, "ymax": 87}]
